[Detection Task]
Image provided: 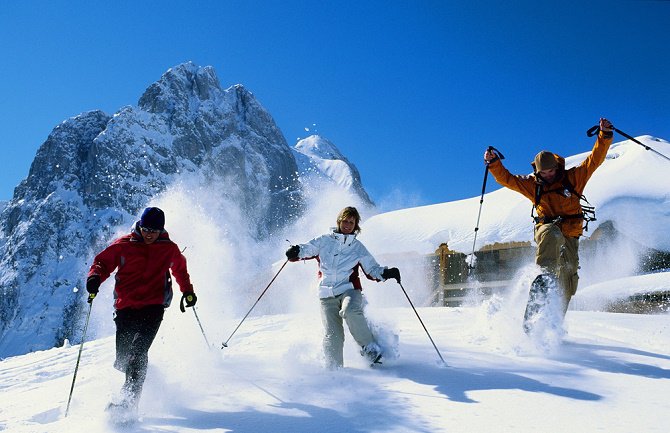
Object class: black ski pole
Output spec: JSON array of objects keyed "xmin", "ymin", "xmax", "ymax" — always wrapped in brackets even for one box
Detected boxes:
[
  {"xmin": 587, "ymin": 124, "xmax": 670, "ymax": 162},
  {"xmin": 64, "ymin": 293, "xmax": 95, "ymax": 418},
  {"xmin": 222, "ymin": 258, "xmax": 289, "ymax": 348},
  {"xmin": 469, "ymin": 146, "xmax": 505, "ymax": 272},
  {"xmin": 397, "ymin": 281, "xmax": 447, "ymax": 366}
]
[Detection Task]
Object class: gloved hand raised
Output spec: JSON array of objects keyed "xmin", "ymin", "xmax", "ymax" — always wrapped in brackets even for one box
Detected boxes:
[
  {"xmin": 286, "ymin": 245, "xmax": 300, "ymax": 260},
  {"xmin": 180, "ymin": 291, "xmax": 197, "ymax": 312},
  {"xmin": 382, "ymin": 267, "xmax": 401, "ymax": 283},
  {"xmin": 599, "ymin": 117, "xmax": 614, "ymax": 134}
]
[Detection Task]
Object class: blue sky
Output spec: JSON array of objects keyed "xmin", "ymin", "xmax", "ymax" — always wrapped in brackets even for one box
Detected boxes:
[{"xmin": 0, "ymin": 0, "xmax": 668, "ymax": 209}]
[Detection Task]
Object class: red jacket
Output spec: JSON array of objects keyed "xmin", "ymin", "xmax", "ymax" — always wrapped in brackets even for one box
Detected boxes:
[{"xmin": 88, "ymin": 225, "xmax": 193, "ymax": 310}]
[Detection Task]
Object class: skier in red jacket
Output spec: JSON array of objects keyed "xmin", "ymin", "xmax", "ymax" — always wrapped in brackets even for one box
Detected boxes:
[{"xmin": 86, "ymin": 207, "xmax": 196, "ymax": 413}]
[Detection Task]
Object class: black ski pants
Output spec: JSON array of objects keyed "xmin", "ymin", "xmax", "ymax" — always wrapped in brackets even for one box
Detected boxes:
[{"xmin": 113, "ymin": 305, "xmax": 165, "ymax": 401}]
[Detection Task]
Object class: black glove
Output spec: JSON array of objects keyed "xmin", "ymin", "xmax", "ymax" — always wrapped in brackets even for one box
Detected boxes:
[
  {"xmin": 86, "ymin": 275, "xmax": 101, "ymax": 294},
  {"xmin": 86, "ymin": 275, "xmax": 101, "ymax": 304},
  {"xmin": 180, "ymin": 291, "xmax": 197, "ymax": 312},
  {"xmin": 184, "ymin": 291, "xmax": 197, "ymax": 307},
  {"xmin": 286, "ymin": 245, "xmax": 300, "ymax": 260},
  {"xmin": 382, "ymin": 267, "xmax": 401, "ymax": 283}
]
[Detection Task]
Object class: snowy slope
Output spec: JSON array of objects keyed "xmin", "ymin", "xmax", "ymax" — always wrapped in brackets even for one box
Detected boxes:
[
  {"xmin": 573, "ymin": 271, "xmax": 670, "ymax": 311},
  {"xmin": 1, "ymin": 300, "xmax": 669, "ymax": 433}
]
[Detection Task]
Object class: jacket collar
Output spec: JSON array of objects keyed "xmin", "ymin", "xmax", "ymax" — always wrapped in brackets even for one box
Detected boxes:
[{"xmin": 330, "ymin": 228, "xmax": 357, "ymax": 245}]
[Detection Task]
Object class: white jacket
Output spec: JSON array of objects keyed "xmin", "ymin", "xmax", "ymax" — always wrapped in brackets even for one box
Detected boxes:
[{"xmin": 296, "ymin": 229, "xmax": 387, "ymax": 299}]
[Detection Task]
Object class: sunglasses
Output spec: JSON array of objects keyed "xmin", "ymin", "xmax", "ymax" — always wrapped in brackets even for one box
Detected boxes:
[{"xmin": 140, "ymin": 226, "xmax": 161, "ymax": 234}]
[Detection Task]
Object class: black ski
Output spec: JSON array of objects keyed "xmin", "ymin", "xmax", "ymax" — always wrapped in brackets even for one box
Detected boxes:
[
  {"xmin": 523, "ymin": 273, "xmax": 557, "ymax": 334},
  {"xmin": 369, "ymin": 353, "xmax": 383, "ymax": 367}
]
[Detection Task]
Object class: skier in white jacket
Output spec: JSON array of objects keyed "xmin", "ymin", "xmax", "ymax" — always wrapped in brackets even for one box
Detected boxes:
[{"xmin": 286, "ymin": 206, "xmax": 401, "ymax": 368}]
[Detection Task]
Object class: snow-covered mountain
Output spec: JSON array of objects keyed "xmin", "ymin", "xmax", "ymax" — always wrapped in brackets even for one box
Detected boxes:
[
  {"xmin": 0, "ymin": 62, "xmax": 372, "ymax": 358},
  {"xmin": 293, "ymin": 135, "xmax": 373, "ymax": 205}
]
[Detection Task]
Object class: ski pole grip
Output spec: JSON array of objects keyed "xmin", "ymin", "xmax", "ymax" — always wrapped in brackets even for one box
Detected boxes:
[
  {"xmin": 586, "ymin": 125, "xmax": 600, "ymax": 137},
  {"xmin": 488, "ymin": 145, "xmax": 505, "ymax": 160}
]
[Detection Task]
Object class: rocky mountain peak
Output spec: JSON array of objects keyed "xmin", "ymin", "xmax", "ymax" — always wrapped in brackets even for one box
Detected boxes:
[{"xmin": 138, "ymin": 61, "xmax": 222, "ymax": 114}]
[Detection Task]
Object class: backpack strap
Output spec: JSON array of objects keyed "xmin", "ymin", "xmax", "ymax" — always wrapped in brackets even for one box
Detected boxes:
[{"xmin": 531, "ymin": 175, "xmax": 596, "ymax": 231}]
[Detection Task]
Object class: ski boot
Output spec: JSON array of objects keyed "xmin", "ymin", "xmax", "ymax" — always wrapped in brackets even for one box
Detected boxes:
[{"xmin": 361, "ymin": 342, "xmax": 383, "ymax": 366}]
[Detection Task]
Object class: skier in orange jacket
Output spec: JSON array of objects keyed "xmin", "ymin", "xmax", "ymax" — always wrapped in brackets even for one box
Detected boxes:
[{"xmin": 484, "ymin": 118, "xmax": 614, "ymax": 329}]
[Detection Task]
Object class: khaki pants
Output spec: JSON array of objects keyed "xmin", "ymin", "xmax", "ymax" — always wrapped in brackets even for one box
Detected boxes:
[
  {"xmin": 534, "ymin": 223, "xmax": 580, "ymax": 316},
  {"xmin": 320, "ymin": 289, "xmax": 375, "ymax": 368}
]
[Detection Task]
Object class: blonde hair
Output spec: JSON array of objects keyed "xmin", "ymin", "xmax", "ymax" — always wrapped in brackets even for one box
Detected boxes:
[{"xmin": 336, "ymin": 206, "xmax": 362, "ymax": 234}]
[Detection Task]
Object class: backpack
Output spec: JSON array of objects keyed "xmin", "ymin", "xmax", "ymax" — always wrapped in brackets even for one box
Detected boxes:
[{"xmin": 531, "ymin": 175, "xmax": 596, "ymax": 232}]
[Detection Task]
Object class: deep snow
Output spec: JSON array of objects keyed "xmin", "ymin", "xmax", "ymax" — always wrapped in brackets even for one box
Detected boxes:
[{"xmin": 1, "ymin": 288, "xmax": 669, "ymax": 432}]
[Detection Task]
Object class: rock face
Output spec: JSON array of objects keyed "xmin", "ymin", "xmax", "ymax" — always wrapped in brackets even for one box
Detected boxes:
[
  {"xmin": 0, "ymin": 62, "xmax": 370, "ymax": 357},
  {"xmin": 87, "ymin": 64, "xmax": 301, "ymax": 231}
]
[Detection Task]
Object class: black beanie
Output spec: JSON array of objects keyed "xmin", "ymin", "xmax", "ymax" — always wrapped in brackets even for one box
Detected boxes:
[{"xmin": 139, "ymin": 207, "xmax": 165, "ymax": 231}]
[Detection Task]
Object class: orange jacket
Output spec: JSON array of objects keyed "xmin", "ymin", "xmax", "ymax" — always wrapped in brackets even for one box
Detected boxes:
[{"xmin": 488, "ymin": 131, "xmax": 613, "ymax": 238}]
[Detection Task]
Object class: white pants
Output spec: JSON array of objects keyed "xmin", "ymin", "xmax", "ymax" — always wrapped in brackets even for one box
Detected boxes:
[{"xmin": 320, "ymin": 289, "xmax": 375, "ymax": 368}]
